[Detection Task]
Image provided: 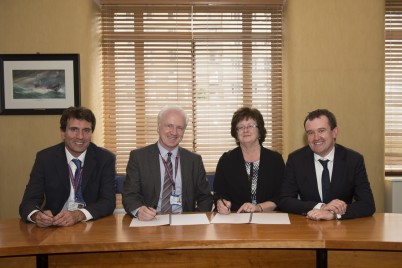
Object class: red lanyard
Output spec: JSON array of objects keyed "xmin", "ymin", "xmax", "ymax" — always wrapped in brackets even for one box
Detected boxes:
[
  {"xmin": 68, "ymin": 164, "xmax": 83, "ymax": 194},
  {"xmin": 160, "ymin": 151, "xmax": 180, "ymax": 190}
]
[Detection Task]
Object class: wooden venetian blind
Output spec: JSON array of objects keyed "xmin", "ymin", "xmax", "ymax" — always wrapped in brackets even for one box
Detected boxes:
[
  {"xmin": 386, "ymin": 0, "xmax": 402, "ymax": 173},
  {"xmin": 101, "ymin": 1, "xmax": 283, "ymax": 173}
]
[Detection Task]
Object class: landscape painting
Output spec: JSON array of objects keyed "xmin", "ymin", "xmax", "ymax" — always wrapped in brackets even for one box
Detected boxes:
[
  {"xmin": 0, "ymin": 54, "xmax": 80, "ymax": 115},
  {"xmin": 12, "ymin": 69, "xmax": 66, "ymax": 99}
]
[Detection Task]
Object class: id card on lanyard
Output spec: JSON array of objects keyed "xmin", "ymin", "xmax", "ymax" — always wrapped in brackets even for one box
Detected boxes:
[
  {"xmin": 67, "ymin": 163, "xmax": 86, "ymax": 210},
  {"xmin": 160, "ymin": 151, "xmax": 182, "ymax": 206}
]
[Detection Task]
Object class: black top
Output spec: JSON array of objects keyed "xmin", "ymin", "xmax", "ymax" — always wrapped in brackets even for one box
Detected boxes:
[{"xmin": 213, "ymin": 146, "xmax": 285, "ymax": 211}]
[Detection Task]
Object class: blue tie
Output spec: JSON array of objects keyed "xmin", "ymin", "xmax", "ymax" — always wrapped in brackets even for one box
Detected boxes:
[
  {"xmin": 71, "ymin": 159, "xmax": 84, "ymax": 203},
  {"xmin": 319, "ymin": 159, "xmax": 330, "ymax": 203}
]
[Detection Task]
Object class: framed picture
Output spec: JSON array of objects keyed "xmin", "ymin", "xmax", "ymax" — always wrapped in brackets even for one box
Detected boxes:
[{"xmin": 0, "ymin": 54, "xmax": 80, "ymax": 115}]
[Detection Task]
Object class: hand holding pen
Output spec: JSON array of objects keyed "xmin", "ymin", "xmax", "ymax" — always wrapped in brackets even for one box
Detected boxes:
[
  {"xmin": 217, "ymin": 198, "xmax": 231, "ymax": 215},
  {"xmin": 137, "ymin": 205, "xmax": 157, "ymax": 221},
  {"xmin": 34, "ymin": 205, "xmax": 54, "ymax": 227}
]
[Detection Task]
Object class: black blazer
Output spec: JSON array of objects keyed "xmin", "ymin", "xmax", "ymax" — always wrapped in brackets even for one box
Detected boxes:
[
  {"xmin": 280, "ymin": 144, "xmax": 375, "ymax": 219},
  {"xmin": 213, "ymin": 146, "xmax": 285, "ymax": 211},
  {"xmin": 19, "ymin": 142, "xmax": 116, "ymax": 221}
]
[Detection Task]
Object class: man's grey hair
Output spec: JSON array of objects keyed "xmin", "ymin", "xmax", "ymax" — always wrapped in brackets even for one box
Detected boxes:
[{"xmin": 157, "ymin": 105, "xmax": 189, "ymax": 128}]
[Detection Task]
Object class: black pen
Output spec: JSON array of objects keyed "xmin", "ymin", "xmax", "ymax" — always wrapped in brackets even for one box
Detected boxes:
[
  {"xmin": 35, "ymin": 205, "xmax": 46, "ymax": 214},
  {"xmin": 147, "ymin": 205, "xmax": 157, "ymax": 220},
  {"xmin": 220, "ymin": 197, "xmax": 230, "ymax": 211},
  {"xmin": 147, "ymin": 204, "xmax": 157, "ymax": 210}
]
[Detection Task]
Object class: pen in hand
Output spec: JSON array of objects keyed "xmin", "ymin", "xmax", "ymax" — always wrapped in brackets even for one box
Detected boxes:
[
  {"xmin": 35, "ymin": 205, "xmax": 46, "ymax": 214},
  {"xmin": 35, "ymin": 205, "xmax": 53, "ymax": 218},
  {"xmin": 220, "ymin": 197, "xmax": 230, "ymax": 211},
  {"xmin": 147, "ymin": 204, "xmax": 157, "ymax": 219},
  {"xmin": 148, "ymin": 204, "xmax": 157, "ymax": 210}
]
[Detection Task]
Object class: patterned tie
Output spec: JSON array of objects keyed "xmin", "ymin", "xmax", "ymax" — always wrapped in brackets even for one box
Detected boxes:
[
  {"xmin": 161, "ymin": 152, "xmax": 173, "ymax": 213},
  {"xmin": 71, "ymin": 159, "xmax": 84, "ymax": 203},
  {"xmin": 319, "ymin": 159, "xmax": 330, "ymax": 204}
]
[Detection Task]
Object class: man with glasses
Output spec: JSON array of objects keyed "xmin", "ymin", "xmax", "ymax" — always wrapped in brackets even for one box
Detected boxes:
[
  {"xmin": 122, "ymin": 105, "xmax": 213, "ymax": 221},
  {"xmin": 280, "ymin": 109, "xmax": 375, "ymax": 220}
]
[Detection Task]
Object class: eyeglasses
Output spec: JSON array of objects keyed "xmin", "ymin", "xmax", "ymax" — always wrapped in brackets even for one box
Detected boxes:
[{"xmin": 236, "ymin": 124, "xmax": 258, "ymax": 132}]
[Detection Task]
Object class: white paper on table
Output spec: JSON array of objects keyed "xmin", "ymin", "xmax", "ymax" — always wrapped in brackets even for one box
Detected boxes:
[
  {"xmin": 210, "ymin": 213, "xmax": 252, "ymax": 224},
  {"xmin": 129, "ymin": 214, "xmax": 170, "ymax": 227},
  {"xmin": 170, "ymin": 213, "xmax": 210, "ymax": 226},
  {"xmin": 250, "ymin": 213, "xmax": 290, "ymax": 224}
]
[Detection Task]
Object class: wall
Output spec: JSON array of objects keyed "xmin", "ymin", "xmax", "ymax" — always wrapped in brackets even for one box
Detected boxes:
[
  {"xmin": 283, "ymin": 0, "xmax": 385, "ymax": 211},
  {"xmin": 0, "ymin": 0, "xmax": 101, "ymax": 219},
  {"xmin": 0, "ymin": 0, "xmax": 385, "ymax": 218}
]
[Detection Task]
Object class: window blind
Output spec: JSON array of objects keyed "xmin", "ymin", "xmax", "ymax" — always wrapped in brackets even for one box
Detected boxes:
[
  {"xmin": 386, "ymin": 0, "xmax": 402, "ymax": 173},
  {"xmin": 101, "ymin": 1, "xmax": 283, "ymax": 173}
]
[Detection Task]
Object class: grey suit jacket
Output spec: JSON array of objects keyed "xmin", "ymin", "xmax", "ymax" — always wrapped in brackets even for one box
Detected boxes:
[
  {"xmin": 122, "ymin": 143, "xmax": 213, "ymax": 215},
  {"xmin": 19, "ymin": 142, "xmax": 116, "ymax": 222},
  {"xmin": 279, "ymin": 144, "xmax": 375, "ymax": 219}
]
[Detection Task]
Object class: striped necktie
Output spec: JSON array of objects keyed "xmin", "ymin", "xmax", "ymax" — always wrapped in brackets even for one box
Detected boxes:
[
  {"xmin": 71, "ymin": 159, "xmax": 84, "ymax": 203},
  {"xmin": 161, "ymin": 152, "xmax": 173, "ymax": 213}
]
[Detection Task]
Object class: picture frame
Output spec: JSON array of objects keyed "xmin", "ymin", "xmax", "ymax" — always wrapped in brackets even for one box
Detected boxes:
[{"xmin": 0, "ymin": 54, "xmax": 80, "ymax": 115}]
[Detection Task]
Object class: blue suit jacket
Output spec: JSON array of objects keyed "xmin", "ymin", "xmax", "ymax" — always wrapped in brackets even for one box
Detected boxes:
[
  {"xmin": 122, "ymin": 143, "xmax": 213, "ymax": 215},
  {"xmin": 279, "ymin": 144, "xmax": 375, "ymax": 219},
  {"xmin": 19, "ymin": 142, "xmax": 116, "ymax": 221}
]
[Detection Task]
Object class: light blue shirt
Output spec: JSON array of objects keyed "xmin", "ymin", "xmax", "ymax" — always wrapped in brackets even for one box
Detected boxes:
[{"xmin": 157, "ymin": 142, "xmax": 182, "ymax": 213}]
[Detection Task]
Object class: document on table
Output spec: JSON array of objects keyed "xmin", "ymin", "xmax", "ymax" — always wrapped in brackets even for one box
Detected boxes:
[
  {"xmin": 170, "ymin": 213, "xmax": 210, "ymax": 226},
  {"xmin": 251, "ymin": 213, "xmax": 290, "ymax": 224},
  {"xmin": 130, "ymin": 214, "xmax": 170, "ymax": 227},
  {"xmin": 210, "ymin": 213, "xmax": 252, "ymax": 224},
  {"xmin": 211, "ymin": 213, "xmax": 290, "ymax": 224},
  {"xmin": 129, "ymin": 213, "xmax": 210, "ymax": 227}
]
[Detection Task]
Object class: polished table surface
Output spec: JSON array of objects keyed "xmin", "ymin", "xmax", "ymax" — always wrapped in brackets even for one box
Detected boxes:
[{"xmin": 1, "ymin": 212, "xmax": 402, "ymax": 258}]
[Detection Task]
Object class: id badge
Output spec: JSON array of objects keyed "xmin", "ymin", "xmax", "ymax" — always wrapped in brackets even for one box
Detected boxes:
[
  {"xmin": 170, "ymin": 194, "xmax": 182, "ymax": 206},
  {"xmin": 68, "ymin": 201, "xmax": 85, "ymax": 211}
]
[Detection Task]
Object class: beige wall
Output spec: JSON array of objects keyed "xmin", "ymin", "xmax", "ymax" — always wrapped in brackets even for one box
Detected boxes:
[
  {"xmin": 0, "ymin": 0, "xmax": 101, "ymax": 219},
  {"xmin": 283, "ymin": 0, "xmax": 385, "ymax": 211},
  {"xmin": 0, "ymin": 0, "xmax": 385, "ymax": 219}
]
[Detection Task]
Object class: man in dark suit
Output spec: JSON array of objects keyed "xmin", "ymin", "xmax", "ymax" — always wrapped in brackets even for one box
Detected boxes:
[
  {"xmin": 122, "ymin": 105, "xmax": 213, "ymax": 221},
  {"xmin": 280, "ymin": 109, "xmax": 375, "ymax": 220},
  {"xmin": 19, "ymin": 107, "xmax": 116, "ymax": 227}
]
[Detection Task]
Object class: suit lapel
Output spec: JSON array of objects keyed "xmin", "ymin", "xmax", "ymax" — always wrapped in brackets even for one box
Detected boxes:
[
  {"xmin": 305, "ymin": 147, "xmax": 322, "ymax": 201},
  {"xmin": 150, "ymin": 144, "xmax": 162, "ymax": 199},
  {"xmin": 82, "ymin": 145, "xmax": 96, "ymax": 190},
  {"xmin": 55, "ymin": 144, "xmax": 71, "ymax": 192},
  {"xmin": 178, "ymin": 147, "xmax": 192, "ymax": 210},
  {"xmin": 331, "ymin": 145, "xmax": 345, "ymax": 189}
]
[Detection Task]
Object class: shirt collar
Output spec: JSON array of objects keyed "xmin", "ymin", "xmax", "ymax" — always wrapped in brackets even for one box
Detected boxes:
[
  {"xmin": 157, "ymin": 141, "xmax": 179, "ymax": 158},
  {"xmin": 314, "ymin": 146, "xmax": 335, "ymax": 162},
  {"xmin": 65, "ymin": 147, "xmax": 87, "ymax": 166}
]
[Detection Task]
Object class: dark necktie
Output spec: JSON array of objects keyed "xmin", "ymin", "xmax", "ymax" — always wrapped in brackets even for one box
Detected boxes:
[
  {"xmin": 319, "ymin": 159, "xmax": 330, "ymax": 204},
  {"xmin": 71, "ymin": 159, "xmax": 84, "ymax": 203},
  {"xmin": 161, "ymin": 152, "xmax": 173, "ymax": 213}
]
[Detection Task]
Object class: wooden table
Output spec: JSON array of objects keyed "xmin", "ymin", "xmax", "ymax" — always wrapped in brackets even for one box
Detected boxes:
[{"xmin": 1, "ymin": 213, "xmax": 402, "ymax": 268}]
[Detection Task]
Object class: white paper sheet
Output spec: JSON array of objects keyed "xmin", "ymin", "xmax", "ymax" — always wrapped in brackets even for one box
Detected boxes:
[
  {"xmin": 211, "ymin": 213, "xmax": 290, "ymax": 224},
  {"xmin": 250, "ymin": 213, "xmax": 290, "ymax": 224},
  {"xmin": 210, "ymin": 213, "xmax": 252, "ymax": 224},
  {"xmin": 170, "ymin": 213, "xmax": 210, "ymax": 226},
  {"xmin": 129, "ymin": 214, "xmax": 170, "ymax": 227}
]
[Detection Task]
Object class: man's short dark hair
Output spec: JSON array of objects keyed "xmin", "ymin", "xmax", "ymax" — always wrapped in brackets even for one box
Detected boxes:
[
  {"xmin": 60, "ymin": 106, "xmax": 96, "ymax": 132},
  {"xmin": 304, "ymin": 109, "xmax": 337, "ymax": 130}
]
